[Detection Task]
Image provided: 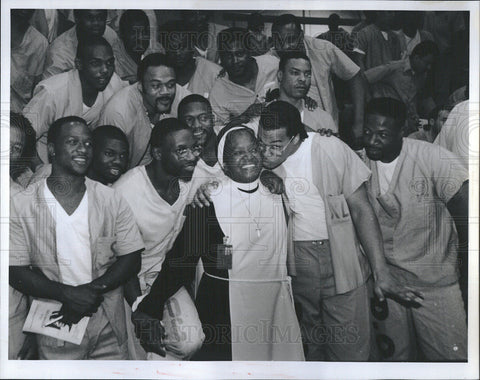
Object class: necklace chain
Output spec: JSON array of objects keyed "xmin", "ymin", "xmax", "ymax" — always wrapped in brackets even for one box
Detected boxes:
[{"xmin": 238, "ymin": 190, "xmax": 262, "ymax": 237}]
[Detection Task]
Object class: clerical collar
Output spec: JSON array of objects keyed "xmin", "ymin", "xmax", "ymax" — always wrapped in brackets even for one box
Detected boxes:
[{"xmin": 232, "ymin": 178, "xmax": 260, "ymax": 193}]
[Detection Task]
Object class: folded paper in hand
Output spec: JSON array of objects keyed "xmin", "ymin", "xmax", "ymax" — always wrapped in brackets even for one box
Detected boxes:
[{"xmin": 23, "ymin": 299, "xmax": 89, "ymax": 345}]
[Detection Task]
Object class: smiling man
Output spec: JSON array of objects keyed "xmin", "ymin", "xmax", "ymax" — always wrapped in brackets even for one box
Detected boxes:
[
  {"xmin": 42, "ymin": 9, "xmax": 124, "ymax": 79},
  {"xmin": 178, "ymin": 94, "xmax": 219, "ymax": 169},
  {"xmin": 10, "ymin": 116, "xmax": 144, "ymax": 360},
  {"xmin": 23, "ymin": 36, "xmax": 126, "ymax": 164},
  {"xmin": 101, "ymin": 53, "xmax": 190, "ymax": 168},
  {"xmin": 87, "ymin": 125, "xmax": 129, "ymax": 185},
  {"xmin": 363, "ymin": 98, "xmax": 468, "ymax": 361},
  {"xmin": 114, "ymin": 118, "xmax": 205, "ymax": 360}
]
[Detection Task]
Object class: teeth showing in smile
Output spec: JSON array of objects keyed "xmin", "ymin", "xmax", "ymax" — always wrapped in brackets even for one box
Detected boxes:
[
  {"xmin": 110, "ymin": 169, "xmax": 120, "ymax": 175},
  {"xmin": 73, "ymin": 158, "xmax": 87, "ymax": 164},
  {"xmin": 242, "ymin": 164, "xmax": 255, "ymax": 169}
]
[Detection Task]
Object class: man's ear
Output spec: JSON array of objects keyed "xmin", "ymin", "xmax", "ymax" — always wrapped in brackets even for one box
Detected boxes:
[
  {"xmin": 277, "ymin": 70, "xmax": 283, "ymax": 84},
  {"xmin": 75, "ymin": 57, "xmax": 82, "ymax": 71},
  {"xmin": 151, "ymin": 146, "xmax": 162, "ymax": 161},
  {"xmin": 47, "ymin": 142, "xmax": 56, "ymax": 160}
]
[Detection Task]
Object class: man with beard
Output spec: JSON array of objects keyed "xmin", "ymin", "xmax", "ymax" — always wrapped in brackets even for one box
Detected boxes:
[
  {"xmin": 10, "ymin": 9, "xmax": 48, "ymax": 113},
  {"xmin": 10, "ymin": 116, "xmax": 144, "ymax": 360},
  {"xmin": 159, "ymin": 21, "xmax": 222, "ymax": 98},
  {"xmin": 115, "ymin": 10, "xmax": 151, "ymax": 84},
  {"xmin": 114, "ymin": 119, "xmax": 205, "ymax": 360},
  {"xmin": 101, "ymin": 53, "xmax": 190, "ymax": 168},
  {"xmin": 23, "ymin": 36, "xmax": 126, "ymax": 164},
  {"xmin": 257, "ymin": 101, "xmax": 423, "ymax": 361},
  {"xmin": 42, "ymin": 9, "xmax": 123, "ymax": 79},
  {"xmin": 136, "ymin": 126, "xmax": 305, "ymax": 361},
  {"xmin": 270, "ymin": 14, "xmax": 365, "ymax": 148},
  {"xmin": 362, "ymin": 98, "xmax": 467, "ymax": 360},
  {"xmin": 208, "ymin": 27, "xmax": 279, "ymax": 126}
]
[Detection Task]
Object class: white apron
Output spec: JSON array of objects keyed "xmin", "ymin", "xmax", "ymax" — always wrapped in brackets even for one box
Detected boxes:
[{"xmin": 211, "ymin": 179, "xmax": 305, "ymax": 361}]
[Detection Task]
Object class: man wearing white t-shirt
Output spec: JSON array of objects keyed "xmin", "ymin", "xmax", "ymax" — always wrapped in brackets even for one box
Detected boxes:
[
  {"xmin": 363, "ymin": 98, "xmax": 468, "ymax": 361},
  {"xmin": 114, "ymin": 119, "xmax": 205, "ymax": 360},
  {"xmin": 10, "ymin": 116, "xmax": 144, "ymax": 360},
  {"xmin": 257, "ymin": 101, "xmax": 423, "ymax": 361}
]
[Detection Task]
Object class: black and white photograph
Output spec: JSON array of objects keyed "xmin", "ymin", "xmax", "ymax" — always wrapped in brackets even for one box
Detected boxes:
[{"xmin": 1, "ymin": 1, "xmax": 479, "ymax": 379}]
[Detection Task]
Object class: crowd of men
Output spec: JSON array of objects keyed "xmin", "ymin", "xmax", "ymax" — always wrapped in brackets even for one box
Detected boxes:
[{"xmin": 9, "ymin": 9, "xmax": 469, "ymax": 362}]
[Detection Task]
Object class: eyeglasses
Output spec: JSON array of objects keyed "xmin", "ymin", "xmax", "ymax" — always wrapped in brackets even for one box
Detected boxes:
[
  {"xmin": 175, "ymin": 145, "xmax": 203, "ymax": 158},
  {"xmin": 258, "ymin": 134, "xmax": 296, "ymax": 155},
  {"xmin": 183, "ymin": 113, "xmax": 213, "ymax": 127}
]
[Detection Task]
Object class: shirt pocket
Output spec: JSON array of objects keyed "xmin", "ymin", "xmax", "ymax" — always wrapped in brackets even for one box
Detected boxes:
[{"xmin": 94, "ymin": 236, "xmax": 117, "ymax": 274}]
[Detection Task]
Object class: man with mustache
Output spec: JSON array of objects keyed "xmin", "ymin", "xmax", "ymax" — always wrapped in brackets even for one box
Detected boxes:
[
  {"xmin": 114, "ymin": 119, "xmax": 205, "ymax": 360},
  {"xmin": 208, "ymin": 27, "xmax": 279, "ymax": 126},
  {"xmin": 136, "ymin": 125, "xmax": 305, "ymax": 361},
  {"xmin": 277, "ymin": 52, "xmax": 338, "ymax": 135},
  {"xmin": 270, "ymin": 14, "xmax": 365, "ymax": 149},
  {"xmin": 42, "ymin": 9, "xmax": 124, "ymax": 80},
  {"xmin": 10, "ymin": 116, "xmax": 144, "ymax": 360},
  {"xmin": 23, "ymin": 36, "xmax": 126, "ymax": 165},
  {"xmin": 159, "ymin": 21, "xmax": 222, "ymax": 98},
  {"xmin": 362, "ymin": 97, "xmax": 467, "ymax": 360},
  {"xmin": 101, "ymin": 53, "xmax": 190, "ymax": 168}
]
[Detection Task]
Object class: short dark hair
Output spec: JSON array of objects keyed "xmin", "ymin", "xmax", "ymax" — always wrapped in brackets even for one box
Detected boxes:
[
  {"xmin": 178, "ymin": 94, "xmax": 212, "ymax": 118},
  {"xmin": 260, "ymin": 101, "xmax": 308, "ymax": 139},
  {"xmin": 411, "ymin": 40, "xmax": 440, "ymax": 59},
  {"xmin": 119, "ymin": 10, "xmax": 149, "ymax": 36},
  {"xmin": 217, "ymin": 27, "xmax": 250, "ymax": 54},
  {"xmin": 365, "ymin": 97, "xmax": 407, "ymax": 128},
  {"xmin": 271, "ymin": 14, "xmax": 302, "ymax": 39},
  {"xmin": 150, "ymin": 118, "xmax": 190, "ymax": 149},
  {"xmin": 10, "ymin": 112, "xmax": 36, "ymax": 174},
  {"xmin": 47, "ymin": 116, "xmax": 87, "ymax": 145},
  {"xmin": 158, "ymin": 20, "xmax": 196, "ymax": 52},
  {"xmin": 73, "ymin": 9, "xmax": 107, "ymax": 21},
  {"xmin": 76, "ymin": 36, "xmax": 112, "ymax": 60},
  {"xmin": 279, "ymin": 51, "xmax": 310, "ymax": 72},
  {"xmin": 92, "ymin": 125, "xmax": 129, "ymax": 150},
  {"xmin": 137, "ymin": 53, "xmax": 175, "ymax": 82}
]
